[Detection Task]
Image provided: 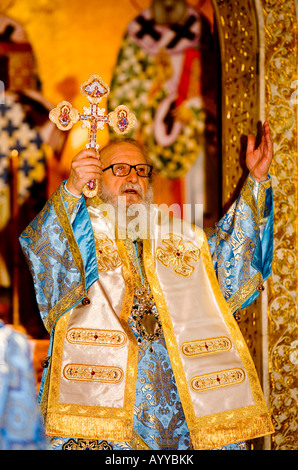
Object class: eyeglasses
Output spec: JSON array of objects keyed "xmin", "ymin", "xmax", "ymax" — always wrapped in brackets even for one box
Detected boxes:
[{"xmin": 102, "ymin": 163, "xmax": 153, "ymax": 178}]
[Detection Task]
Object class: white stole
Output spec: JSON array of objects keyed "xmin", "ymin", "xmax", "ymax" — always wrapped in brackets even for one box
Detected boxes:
[{"xmin": 45, "ymin": 204, "xmax": 273, "ymax": 448}]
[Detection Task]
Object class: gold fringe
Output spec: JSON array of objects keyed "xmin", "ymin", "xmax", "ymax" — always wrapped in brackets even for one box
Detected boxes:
[
  {"xmin": 44, "ymin": 232, "xmax": 138, "ymax": 442},
  {"xmin": 46, "ymin": 413, "xmax": 133, "ymax": 442},
  {"xmin": 190, "ymin": 413, "xmax": 274, "ymax": 450}
]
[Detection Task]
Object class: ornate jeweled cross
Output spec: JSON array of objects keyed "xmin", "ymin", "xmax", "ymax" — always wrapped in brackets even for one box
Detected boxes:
[{"xmin": 49, "ymin": 75, "xmax": 136, "ymax": 197}]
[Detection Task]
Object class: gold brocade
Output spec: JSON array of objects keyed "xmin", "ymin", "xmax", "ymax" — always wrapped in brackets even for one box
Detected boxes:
[
  {"xmin": 227, "ymin": 272, "xmax": 263, "ymax": 314},
  {"xmin": 142, "ymin": 222, "xmax": 273, "ymax": 449},
  {"xmin": 63, "ymin": 363, "xmax": 124, "ymax": 383},
  {"xmin": 43, "ymin": 198, "xmax": 273, "ymax": 448},
  {"xmin": 156, "ymin": 233, "xmax": 200, "ymax": 277},
  {"xmin": 44, "ymin": 187, "xmax": 86, "ymax": 333},
  {"xmin": 45, "ymin": 283, "xmax": 138, "ymax": 440},
  {"xmin": 66, "ymin": 328, "xmax": 127, "ymax": 347},
  {"xmin": 190, "ymin": 367, "xmax": 246, "ymax": 392},
  {"xmin": 94, "ymin": 232, "xmax": 122, "ymax": 272},
  {"xmin": 181, "ymin": 336, "xmax": 232, "ymax": 357},
  {"xmin": 44, "ymin": 206, "xmax": 139, "ymax": 442}
]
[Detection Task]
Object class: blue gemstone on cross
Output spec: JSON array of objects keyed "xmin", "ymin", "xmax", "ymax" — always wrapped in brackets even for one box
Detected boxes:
[{"xmin": 118, "ymin": 116, "xmax": 128, "ymax": 131}]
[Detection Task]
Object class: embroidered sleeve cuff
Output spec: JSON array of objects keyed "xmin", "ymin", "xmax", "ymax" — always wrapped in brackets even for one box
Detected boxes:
[
  {"xmin": 61, "ymin": 181, "xmax": 82, "ymax": 217},
  {"xmin": 247, "ymin": 174, "xmax": 272, "ymax": 225}
]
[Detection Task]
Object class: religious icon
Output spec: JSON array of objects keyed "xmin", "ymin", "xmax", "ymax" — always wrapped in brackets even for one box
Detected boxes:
[
  {"xmin": 49, "ymin": 100, "xmax": 79, "ymax": 132},
  {"xmin": 49, "ymin": 75, "xmax": 137, "ymax": 197},
  {"xmin": 109, "ymin": 105, "xmax": 136, "ymax": 135}
]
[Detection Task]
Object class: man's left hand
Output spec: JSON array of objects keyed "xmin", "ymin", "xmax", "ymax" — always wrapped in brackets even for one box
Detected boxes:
[{"xmin": 246, "ymin": 121, "xmax": 273, "ymax": 182}]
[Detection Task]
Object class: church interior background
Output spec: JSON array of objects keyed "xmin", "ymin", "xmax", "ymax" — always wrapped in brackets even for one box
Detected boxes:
[{"xmin": 0, "ymin": 0, "xmax": 297, "ymax": 450}]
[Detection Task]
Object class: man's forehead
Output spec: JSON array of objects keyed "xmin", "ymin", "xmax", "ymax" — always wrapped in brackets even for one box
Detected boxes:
[{"xmin": 100, "ymin": 142, "xmax": 147, "ymax": 165}]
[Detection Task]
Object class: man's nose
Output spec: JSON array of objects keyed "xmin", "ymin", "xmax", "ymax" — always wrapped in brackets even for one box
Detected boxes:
[{"xmin": 126, "ymin": 166, "xmax": 138, "ymax": 182}]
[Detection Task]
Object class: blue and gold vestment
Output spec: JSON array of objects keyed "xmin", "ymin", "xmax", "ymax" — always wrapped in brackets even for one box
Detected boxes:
[
  {"xmin": 0, "ymin": 321, "xmax": 48, "ymax": 449},
  {"xmin": 19, "ymin": 174, "xmax": 273, "ymax": 450}
]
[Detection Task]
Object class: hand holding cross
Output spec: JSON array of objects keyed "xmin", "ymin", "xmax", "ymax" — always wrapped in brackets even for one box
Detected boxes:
[{"xmin": 49, "ymin": 75, "xmax": 136, "ymax": 197}]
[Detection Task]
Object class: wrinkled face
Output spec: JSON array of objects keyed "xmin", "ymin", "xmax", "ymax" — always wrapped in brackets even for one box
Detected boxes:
[{"xmin": 100, "ymin": 142, "xmax": 151, "ymax": 207}]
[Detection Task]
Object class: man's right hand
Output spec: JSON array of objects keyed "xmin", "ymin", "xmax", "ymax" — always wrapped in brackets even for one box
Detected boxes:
[{"xmin": 65, "ymin": 149, "xmax": 102, "ymax": 196}]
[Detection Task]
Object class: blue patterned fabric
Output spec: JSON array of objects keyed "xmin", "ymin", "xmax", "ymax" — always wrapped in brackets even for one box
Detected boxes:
[
  {"xmin": 19, "ymin": 175, "xmax": 273, "ymax": 451},
  {"xmin": 49, "ymin": 329, "xmax": 249, "ymax": 450},
  {"xmin": 48, "ymin": 240, "xmax": 253, "ymax": 451},
  {"xmin": 207, "ymin": 176, "xmax": 273, "ymax": 312},
  {"xmin": 0, "ymin": 321, "xmax": 48, "ymax": 450}
]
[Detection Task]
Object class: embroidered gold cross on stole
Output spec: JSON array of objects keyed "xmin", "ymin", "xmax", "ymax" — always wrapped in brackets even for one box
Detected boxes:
[{"xmin": 49, "ymin": 74, "xmax": 136, "ymax": 197}]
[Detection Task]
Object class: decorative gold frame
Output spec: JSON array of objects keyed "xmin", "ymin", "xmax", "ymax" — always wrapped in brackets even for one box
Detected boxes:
[{"xmin": 213, "ymin": 0, "xmax": 298, "ymax": 450}]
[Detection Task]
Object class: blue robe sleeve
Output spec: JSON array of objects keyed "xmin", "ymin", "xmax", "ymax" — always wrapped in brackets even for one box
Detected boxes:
[
  {"xmin": 205, "ymin": 175, "xmax": 273, "ymax": 314},
  {"xmin": 0, "ymin": 321, "xmax": 48, "ymax": 449},
  {"xmin": 19, "ymin": 182, "xmax": 98, "ymax": 334},
  {"xmin": 19, "ymin": 183, "xmax": 99, "ymax": 412}
]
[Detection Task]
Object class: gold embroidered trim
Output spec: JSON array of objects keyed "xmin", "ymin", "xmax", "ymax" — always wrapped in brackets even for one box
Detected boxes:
[
  {"xmin": 45, "ymin": 283, "xmax": 85, "ymax": 333},
  {"xmin": 66, "ymin": 328, "xmax": 127, "ymax": 347},
  {"xmin": 63, "ymin": 363, "xmax": 124, "ymax": 383},
  {"xmin": 257, "ymin": 178, "xmax": 271, "ymax": 224},
  {"xmin": 227, "ymin": 272, "xmax": 262, "ymax": 313},
  {"xmin": 94, "ymin": 232, "xmax": 122, "ymax": 272},
  {"xmin": 190, "ymin": 368, "xmax": 246, "ymax": 392},
  {"xmin": 242, "ymin": 177, "xmax": 259, "ymax": 223},
  {"xmin": 156, "ymin": 233, "xmax": 200, "ymax": 277},
  {"xmin": 62, "ymin": 439, "xmax": 113, "ymax": 450},
  {"xmin": 190, "ymin": 413, "xmax": 274, "ymax": 450},
  {"xmin": 42, "ymin": 186, "xmax": 87, "ymax": 333},
  {"xmin": 129, "ymin": 430, "xmax": 152, "ymax": 450},
  {"xmin": 61, "ymin": 184, "xmax": 81, "ymax": 216},
  {"xmin": 44, "ymin": 221, "xmax": 138, "ymax": 442},
  {"xmin": 53, "ymin": 187, "xmax": 85, "ymax": 287},
  {"xmin": 181, "ymin": 336, "xmax": 232, "ymax": 357},
  {"xmin": 46, "ymin": 413, "xmax": 133, "ymax": 441},
  {"xmin": 143, "ymin": 228, "xmax": 273, "ymax": 449}
]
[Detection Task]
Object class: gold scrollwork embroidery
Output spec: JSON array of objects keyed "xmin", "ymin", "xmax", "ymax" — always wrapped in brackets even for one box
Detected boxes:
[
  {"xmin": 181, "ymin": 336, "xmax": 232, "ymax": 357},
  {"xmin": 62, "ymin": 438, "xmax": 113, "ymax": 450},
  {"xmin": 156, "ymin": 233, "xmax": 200, "ymax": 277},
  {"xmin": 94, "ymin": 232, "xmax": 122, "ymax": 272},
  {"xmin": 190, "ymin": 368, "xmax": 245, "ymax": 392},
  {"xmin": 63, "ymin": 363, "xmax": 123, "ymax": 383},
  {"xmin": 66, "ymin": 328, "xmax": 127, "ymax": 347}
]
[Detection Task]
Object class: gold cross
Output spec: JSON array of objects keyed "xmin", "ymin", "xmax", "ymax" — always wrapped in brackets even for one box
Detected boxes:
[
  {"xmin": 49, "ymin": 74, "xmax": 136, "ymax": 197},
  {"xmin": 156, "ymin": 234, "xmax": 200, "ymax": 277}
]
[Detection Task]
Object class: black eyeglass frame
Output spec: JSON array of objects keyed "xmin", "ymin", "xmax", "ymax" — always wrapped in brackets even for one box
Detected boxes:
[{"xmin": 102, "ymin": 163, "xmax": 153, "ymax": 178}]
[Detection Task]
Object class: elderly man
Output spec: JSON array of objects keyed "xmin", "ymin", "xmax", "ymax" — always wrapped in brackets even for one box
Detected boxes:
[{"xmin": 20, "ymin": 122, "xmax": 274, "ymax": 450}]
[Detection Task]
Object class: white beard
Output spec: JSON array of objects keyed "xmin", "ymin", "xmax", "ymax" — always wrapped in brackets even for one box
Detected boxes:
[{"xmin": 99, "ymin": 181, "xmax": 154, "ymax": 239}]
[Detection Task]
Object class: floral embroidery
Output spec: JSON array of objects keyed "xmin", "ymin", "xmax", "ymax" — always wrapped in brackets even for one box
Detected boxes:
[
  {"xmin": 66, "ymin": 328, "xmax": 127, "ymax": 347},
  {"xmin": 181, "ymin": 337, "xmax": 232, "ymax": 357},
  {"xmin": 191, "ymin": 368, "xmax": 245, "ymax": 392},
  {"xmin": 62, "ymin": 439, "xmax": 113, "ymax": 450},
  {"xmin": 63, "ymin": 363, "xmax": 123, "ymax": 383}
]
